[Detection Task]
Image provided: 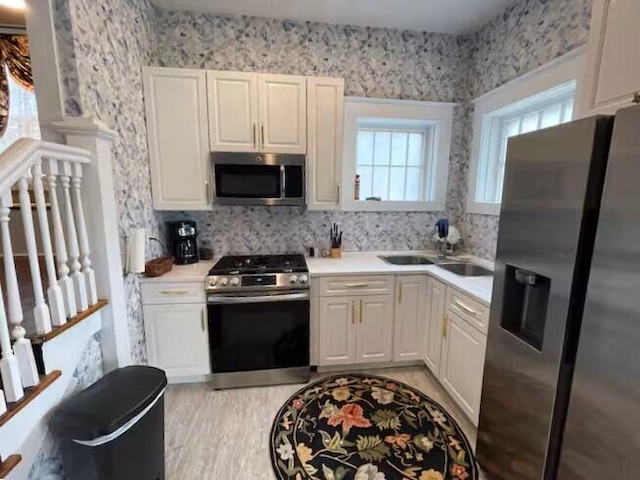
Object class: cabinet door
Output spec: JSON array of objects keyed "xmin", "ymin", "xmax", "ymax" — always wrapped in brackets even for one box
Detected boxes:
[
  {"xmin": 258, "ymin": 74, "xmax": 307, "ymax": 153},
  {"xmin": 356, "ymin": 295, "xmax": 394, "ymax": 364},
  {"xmin": 143, "ymin": 67, "xmax": 210, "ymax": 210},
  {"xmin": 318, "ymin": 297, "xmax": 356, "ymax": 366},
  {"xmin": 393, "ymin": 275, "xmax": 428, "ymax": 362},
  {"xmin": 207, "ymin": 71, "xmax": 259, "ymax": 152},
  {"xmin": 424, "ymin": 278, "xmax": 446, "ymax": 376},
  {"xmin": 440, "ymin": 310, "xmax": 487, "ymax": 426},
  {"xmin": 579, "ymin": 0, "xmax": 640, "ymax": 115},
  {"xmin": 307, "ymin": 77, "xmax": 344, "ymax": 210},
  {"xmin": 143, "ymin": 303, "xmax": 210, "ymax": 377}
]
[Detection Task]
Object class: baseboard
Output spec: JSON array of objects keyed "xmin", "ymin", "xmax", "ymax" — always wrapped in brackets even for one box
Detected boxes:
[{"xmin": 316, "ymin": 360, "xmax": 423, "ymax": 373}]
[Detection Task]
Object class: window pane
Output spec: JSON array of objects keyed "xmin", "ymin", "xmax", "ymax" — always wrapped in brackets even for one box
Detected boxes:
[
  {"xmin": 389, "ymin": 167, "xmax": 406, "ymax": 200},
  {"xmin": 372, "ymin": 167, "xmax": 389, "ymax": 199},
  {"xmin": 505, "ymin": 118, "xmax": 520, "ymax": 138},
  {"xmin": 562, "ymin": 99, "xmax": 574, "ymax": 123},
  {"xmin": 0, "ymin": 71, "xmax": 41, "ymax": 153},
  {"xmin": 357, "ymin": 131, "xmax": 374, "ymax": 165},
  {"xmin": 541, "ymin": 103, "xmax": 562, "ymax": 128},
  {"xmin": 390, "ymin": 132, "xmax": 408, "ymax": 166},
  {"xmin": 407, "ymin": 133, "xmax": 424, "ymax": 166},
  {"xmin": 356, "ymin": 166, "xmax": 373, "ymax": 199},
  {"xmin": 405, "ymin": 167, "xmax": 422, "ymax": 201},
  {"xmin": 521, "ymin": 113, "xmax": 540, "ymax": 134},
  {"xmin": 373, "ymin": 132, "xmax": 391, "ymax": 166}
]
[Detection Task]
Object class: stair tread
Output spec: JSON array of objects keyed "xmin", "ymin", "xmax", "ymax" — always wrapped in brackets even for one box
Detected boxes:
[
  {"xmin": 0, "ymin": 454, "xmax": 21, "ymax": 478},
  {"xmin": 0, "ymin": 371, "xmax": 62, "ymax": 428},
  {"xmin": 29, "ymin": 299, "xmax": 108, "ymax": 344}
]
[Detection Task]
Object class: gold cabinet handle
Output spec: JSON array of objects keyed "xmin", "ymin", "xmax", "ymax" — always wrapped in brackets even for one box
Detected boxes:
[
  {"xmin": 454, "ymin": 300, "xmax": 477, "ymax": 315},
  {"xmin": 205, "ymin": 180, "xmax": 212, "ymax": 203},
  {"xmin": 201, "ymin": 308, "xmax": 206, "ymax": 332},
  {"xmin": 261, "ymin": 124, "xmax": 265, "ymax": 148},
  {"xmin": 344, "ymin": 282, "xmax": 369, "ymax": 288},
  {"xmin": 351, "ymin": 301, "xmax": 356, "ymax": 324},
  {"xmin": 442, "ymin": 314, "xmax": 447, "ymax": 338},
  {"xmin": 159, "ymin": 290, "xmax": 189, "ymax": 296},
  {"xmin": 359, "ymin": 300, "xmax": 363, "ymax": 324},
  {"xmin": 337, "ymin": 182, "xmax": 341, "ymax": 202},
  {"xmin": 397, "ymin": 284, "xmax": 403, "ymax": 304},
  {"xmin": 252, "ymin": 124, "xmax": 257, "ymax": 148}
]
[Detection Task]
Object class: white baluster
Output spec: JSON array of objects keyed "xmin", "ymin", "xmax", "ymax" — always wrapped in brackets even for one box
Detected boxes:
[
  {"xmin": 0, "ymin": 389, "xmax": 6, "ymax": 416},
  {"xmin": 45, "ymin": 160, "xmax": 76, "ymax": 318},
  {"xmin": 60, "ymin": 162, "xmax": 87, "ymax": 312},
  {"xmin": 0, "ymin": 194, "xmax": 24, "ymax": 402},
  {"xmin": 18, "ymin": 175, "xmax": 52, "ymax": 336},
  {"xmin": 71, "ymin": 163, "xmax": 97, "ymax": 306},
  {"xmin": 32, "ymin": 162, "xmax": 66, "ymax": 326},
  {"xmin": 0, "ymin": 192, "xmax": 38, "ymax": 387}
]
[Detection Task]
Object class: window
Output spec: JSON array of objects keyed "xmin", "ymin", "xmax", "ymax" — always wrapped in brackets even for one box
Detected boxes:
[
  {"xmin": 0, "ymin": 68, "xmax": 40, "ymax": 153},
  {"xmin": 343, "ymin": 98, "xmax": 454, "ymax": 211},
  {"xmin": 467, "ymin": 50, "xmax": 585, "ymax": 215}
]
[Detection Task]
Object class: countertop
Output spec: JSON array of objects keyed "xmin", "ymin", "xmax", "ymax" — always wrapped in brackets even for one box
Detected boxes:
[
  {"xmin": 141, "ymin": 251, "xmax": 494, "ymax": 305},
  {"xmin": 306, "ymin": 251, "xmax": 493, "ymax": 305}
]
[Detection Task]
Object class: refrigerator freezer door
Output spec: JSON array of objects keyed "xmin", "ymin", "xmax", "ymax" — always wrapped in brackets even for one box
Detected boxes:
[
  {"xmin": 475, "ymin": 116, "xmax": 614, "ymax": 480},
  {"xmin": 558, "ymin": 105, "xmax": 640, "ymax": 479}
]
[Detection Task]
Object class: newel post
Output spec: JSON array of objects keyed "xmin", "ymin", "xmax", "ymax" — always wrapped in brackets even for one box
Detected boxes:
[{"xmin": 52, "ymin": 117, "xmax": 131, "ymax": 370}]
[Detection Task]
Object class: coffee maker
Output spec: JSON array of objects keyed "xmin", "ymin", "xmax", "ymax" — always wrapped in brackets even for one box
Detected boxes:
[{"xmin": 167, "ymin": 221, "xmax": 198, "ymax": 265}]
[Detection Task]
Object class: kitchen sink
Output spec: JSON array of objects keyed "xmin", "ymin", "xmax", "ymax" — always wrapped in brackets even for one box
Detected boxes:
[
  {"xmin": 379, "ymin": 255, "xmax": 435, "ymax": 266},
  {"xmin": 438, "ymin": 262, "xmax": 493, "ymax": 277}
]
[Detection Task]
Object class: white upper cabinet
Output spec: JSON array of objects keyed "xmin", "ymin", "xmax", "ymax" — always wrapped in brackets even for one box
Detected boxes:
[
  {"xmin": 207, "ymin": 71, "xmax": 259, "ymax": 152},
  {"xmin": 393, "ymin": 275, "xmax": 428, "ymax": 362},
  {"xmin": 579, "ymin": 0, "xmax": 640, "ymax": 115},
  {"xmin": 356, "ymin": 295, "xmax": 394, "ymax": 364},
  {"xmin": 258, "ymin": 74, "xmax": 307, "ymax": 153},
  {"xmin": 143, "ymin": 67, "xmax": 211, "ymax": 210},
  {"xmin": 424, "ymin": 277, "xmax": 446, "ymax": 375},
  {"xmin": 307, "ymin": 77, "xmax": 344, "ymax": 210}
]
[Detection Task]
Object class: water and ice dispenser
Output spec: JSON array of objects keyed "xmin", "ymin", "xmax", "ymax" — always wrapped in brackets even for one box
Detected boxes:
[{"xmin": 500, "ymin": 265, "xmax": 550, "ymax": 351}]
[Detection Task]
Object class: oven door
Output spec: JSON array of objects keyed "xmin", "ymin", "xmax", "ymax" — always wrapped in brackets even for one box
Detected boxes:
[{"xmin": 207, "ymin": 291, "xmax": 310, "ymax": 375}]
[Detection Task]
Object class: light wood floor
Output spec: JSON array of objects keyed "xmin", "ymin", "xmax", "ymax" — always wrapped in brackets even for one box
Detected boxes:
[{"xmin": 164, "ymin": 365, "xmax": 488, "ymax": 479}]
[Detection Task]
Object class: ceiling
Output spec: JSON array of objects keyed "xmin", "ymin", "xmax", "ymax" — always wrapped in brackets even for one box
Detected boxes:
[{"xmin": 151, "ymin": 0, "xmax": 518, "ymax": 34}]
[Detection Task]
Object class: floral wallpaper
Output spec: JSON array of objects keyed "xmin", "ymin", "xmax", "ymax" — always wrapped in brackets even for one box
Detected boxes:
[
  {"xmin": 153, "ymin": 12, "xmax": 474, "ymax": 251},
  {"xmin": 462, "ymin": 0, "xmax": 593, "ymax": 259},
  {"xmin": 54, "ymin": 0, "xmax": 162, "ymax": 364}
]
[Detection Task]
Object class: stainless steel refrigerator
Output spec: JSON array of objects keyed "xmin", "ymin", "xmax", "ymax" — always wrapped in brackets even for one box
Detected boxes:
[{"xmin": 476, "ymin": 104, "xmax": 640, "ymax": 480}]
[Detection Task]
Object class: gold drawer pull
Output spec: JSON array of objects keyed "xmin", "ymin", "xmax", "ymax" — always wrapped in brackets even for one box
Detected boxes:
[
  {"xmin": 351, "ymin": 301, "xmax": 356, "ymax": 324},
  {"xmin": 454, "ymin": 300, "xmax": 477, "ymax": 315},
  {"xmin": 344, "ymin": 282, "xmax": 370, "ymax": 288},
  {"xmin": 159, "ymin": 290, "xmax": 189, "ymax": 296}
]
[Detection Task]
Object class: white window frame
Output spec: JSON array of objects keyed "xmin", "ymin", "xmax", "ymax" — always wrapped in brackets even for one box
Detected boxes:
[
  {"xmin": 466, "ymin": 48, "xmax": 586, "ymax": 216},
  {"xmin": 342, "ymin": 97, "xmax": 454, "ymax": 212}
]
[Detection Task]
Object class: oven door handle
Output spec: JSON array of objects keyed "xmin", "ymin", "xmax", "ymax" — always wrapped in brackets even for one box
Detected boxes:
[{"xmin": 207, "ymin": 292, "xmax": 310, "ymax": 304}]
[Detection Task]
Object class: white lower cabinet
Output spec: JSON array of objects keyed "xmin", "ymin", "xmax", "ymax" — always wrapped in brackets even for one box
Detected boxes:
[
  {"xmin": 356, "ymin": 295, "xmax": 394, "ymax": 364},
  {"xmin": 393, "ymin": 275, "xmax": 428, "ymax": 361},
  {"xmin": 424, "ymin": 277, "xmax": 446, "ymax": 375},
  {"xmin": 440, "ymin": 310, "xmax": 487, "ymax": 425},
  {"xmin": 318, "ymin": 297, "xmax": 357, "ymax": 366},
  {"xmin": 142, "ymin": 282, "xmax": 211, "ymax": 380}
]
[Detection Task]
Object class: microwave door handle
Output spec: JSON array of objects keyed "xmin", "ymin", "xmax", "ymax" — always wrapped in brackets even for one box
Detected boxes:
[{"xmin": 281, "ymin": 165, "xmax": 286, "ymax": 200}]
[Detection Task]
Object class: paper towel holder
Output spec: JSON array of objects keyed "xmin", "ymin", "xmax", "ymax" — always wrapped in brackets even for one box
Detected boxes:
[{"xmin": 126, "ymin": 228, "xmax": 146, "ymax": 274}]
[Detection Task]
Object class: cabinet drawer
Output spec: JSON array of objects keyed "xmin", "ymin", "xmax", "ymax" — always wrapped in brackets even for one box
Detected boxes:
[
  {"xmin": 446, "ymin": 288, "xmax": 489, "ymax": 334},
  {"xmin": 319, "ymin": 276, "xmax": 394, "ymax": 297},
  {"xmin": 141, "ymin": 282, "xmax": 206, "ymax": 305}
]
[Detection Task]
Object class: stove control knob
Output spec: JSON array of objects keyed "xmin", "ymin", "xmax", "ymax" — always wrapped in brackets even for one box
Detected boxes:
[
  {"xmin": 299, "ymin": 274, "xmax": 308, "ymax": 284},
  {"xmin": 289, "ymin": 275, "xmax": 298, "ymax": 284},
  {"xmin": 230, "ymin": 277, "xmax": 240, "ymax": 287},
  {"xmin": 208, "ymin": 278, "xmax": 217, "ymax": 288},
  {"xmin": 218, "ymin": 277, "xmax": 228, "ymax": 287}
]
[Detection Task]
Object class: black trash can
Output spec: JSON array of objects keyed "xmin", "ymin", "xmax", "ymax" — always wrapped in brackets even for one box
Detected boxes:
[{"xmin": 52, "ymin": 365, "xmax": 167, "ymax": 480}]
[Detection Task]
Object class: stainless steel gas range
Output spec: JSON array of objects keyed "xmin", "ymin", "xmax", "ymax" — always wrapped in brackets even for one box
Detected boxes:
[{"xmin": 205, "ymin": 254, "xmax": 310, "ymax": 389}]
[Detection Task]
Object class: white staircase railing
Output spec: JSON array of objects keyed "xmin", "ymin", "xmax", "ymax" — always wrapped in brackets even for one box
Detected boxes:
[{"xmin": 0, "ymin": 138, "xmax": 96, "ymax": 411}]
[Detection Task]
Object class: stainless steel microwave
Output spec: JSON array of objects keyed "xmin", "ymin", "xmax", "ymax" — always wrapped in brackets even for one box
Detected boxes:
[{"xmin": 211, "ymin": 152, "xmax": 306, "ymax": 206}]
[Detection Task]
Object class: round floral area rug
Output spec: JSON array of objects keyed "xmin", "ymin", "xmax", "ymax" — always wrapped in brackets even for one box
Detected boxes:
[{"xmin": 270, "ymin": 373, "xmax": 477, "ymax": 480}]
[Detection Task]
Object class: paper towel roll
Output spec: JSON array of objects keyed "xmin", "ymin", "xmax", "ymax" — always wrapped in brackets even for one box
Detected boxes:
[{"xmin": 127, "ymin": 228, "xmax": 146, "ymax": 274}]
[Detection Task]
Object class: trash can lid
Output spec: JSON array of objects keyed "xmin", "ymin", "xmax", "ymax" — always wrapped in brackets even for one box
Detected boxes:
[{"xmin": 52, "ymin": 365, "xmax": 167, "ymax": 441}]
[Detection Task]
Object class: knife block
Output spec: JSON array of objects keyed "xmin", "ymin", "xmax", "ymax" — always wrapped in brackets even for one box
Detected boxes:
[{"xmin": 330, "ymin": 248, "xmax": 342, "ymax": 259}]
